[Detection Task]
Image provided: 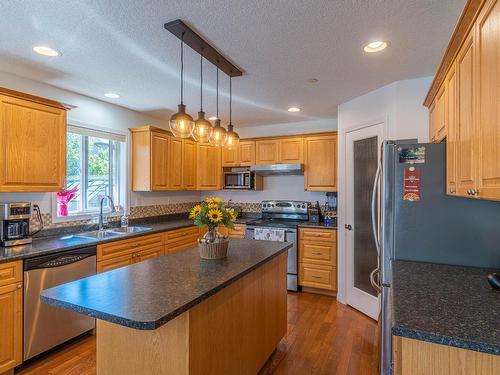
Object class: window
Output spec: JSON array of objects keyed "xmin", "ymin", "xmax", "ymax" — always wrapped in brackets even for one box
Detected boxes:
[{"xmin": 60, "ymin": 125, "xmax": 126, "ymax": 217}]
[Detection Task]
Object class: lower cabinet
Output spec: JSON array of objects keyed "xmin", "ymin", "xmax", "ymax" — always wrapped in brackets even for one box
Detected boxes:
[
  {"xmin": 298, "ymin": 228, "xmax": 337, "ymax": 292},
  {"xmin": 96, "ymin": 233, "xmax": 164, "ymax": 273},
  {"xmin": 393, "ymin": 336, "xmax": 500, "ymax": 375},
  {"xmin": 164, "ymin": 226, "xmax": 200, "ymax": 254},
  {"xmin": 0, "ymin": 261, "xmax": 23, "ymax": 374},
  {"xmin": 217, "ymin": 223, "xmax": 246, "ymax": 238}
]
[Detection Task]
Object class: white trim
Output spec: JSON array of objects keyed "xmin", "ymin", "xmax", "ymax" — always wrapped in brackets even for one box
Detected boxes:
[{"xmin": 68, "ymin": 123, "xmax": 126, "ymax": 142}]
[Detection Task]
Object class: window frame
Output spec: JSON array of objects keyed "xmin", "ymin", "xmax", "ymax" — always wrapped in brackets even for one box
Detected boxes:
[{"xmin": 52, "ymin": 122, "xmax": 128, "ymax": 223}]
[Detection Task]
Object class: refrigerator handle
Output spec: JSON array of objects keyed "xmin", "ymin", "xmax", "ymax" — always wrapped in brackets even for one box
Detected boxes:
[
  {"xmin": 370, "ymin": 268, "xmax": 382, "ymax": 294},
  {"xmin": 371, "ymin": 163, "xmax": 382, "ymax": 257}
]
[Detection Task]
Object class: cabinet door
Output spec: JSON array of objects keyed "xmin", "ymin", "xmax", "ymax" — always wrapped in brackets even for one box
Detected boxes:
[
  {"xmin": 135, "ymin": 246, "xmax": 164, "ymax": 263},
  {"xmin": 0, "ymin": 95, "xmax": 66, "ymax": 192},
  {"xmin": 428, "ymin": 102, "xmax": 436, "ymax": 142},
  {"xmin": 446, "ymin": 63, "xmax": 458, "ymax": 195},
  {"xmin": 168, "ymin": 137, "xmax": 183, "ymax": 190},
  {"xmin": 0, "ymin": 283, "xmax": 23, "ymax": 373},
  {"xmin": 182, "ymin": 139, "xmax": 197, "ymax": 189},
  {"xmin": 456, "ymin": 33, "xmax": 478, "ymax": 197},
  {"xmin": 279, "ymin": 137, "xmax": 303, "ymax": 163},
  {"xmin": 255, "ymin": 140, "xmax": 279, "ymax": 164},
  {"xmin": 304, "ymin": 135, "xmax": 337, "ymax": 191},
  {"xmin": 196, "ymin": 144, "xmax": 222, "ymax": 190},
  {"xmin": 151, "ymin": 131, "xmax": 170, "ymax": 191},
  {"xmin": 222, "ymin": 147, "xmax": 239, "ymax": 167},
  {"xmin": 97, "ymin": 253, "xmax": 133, "ymax": 273},
  {"xmin": 435, "ymin": 86, "xmax": 447, "ymax": 142},
  {"xmin": 239, "ymin": 141, "xmax": 255, "ymax": 166},
  {"xmin": 477, "ymin": 0, "xmax": 500, "ymax": 200}
]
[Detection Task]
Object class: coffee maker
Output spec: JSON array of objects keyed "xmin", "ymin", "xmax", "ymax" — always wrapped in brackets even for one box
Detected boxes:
[{"xmin": 0, "ymin": 202, "xmax": 32, "ymax": 246}]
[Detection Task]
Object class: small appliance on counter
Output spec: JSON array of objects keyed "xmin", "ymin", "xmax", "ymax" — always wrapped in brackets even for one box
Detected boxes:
[
  {"xmin": 308, "ymin": 201, "xmax": 321, "ymax": 223},
  {"xmin": 0, "ymin": 202, "xmax": 33, "ymax": 247}
]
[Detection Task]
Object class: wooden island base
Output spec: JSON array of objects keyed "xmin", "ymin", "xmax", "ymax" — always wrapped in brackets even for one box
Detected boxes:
[{"xmin": 96, "ymin": 252, "xmax": 287, "ymax": 375}]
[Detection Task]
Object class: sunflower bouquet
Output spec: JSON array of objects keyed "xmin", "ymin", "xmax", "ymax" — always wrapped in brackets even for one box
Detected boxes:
[{"xmin": 189, "ymin": 197, "xmax": 237, "ymax": 243}]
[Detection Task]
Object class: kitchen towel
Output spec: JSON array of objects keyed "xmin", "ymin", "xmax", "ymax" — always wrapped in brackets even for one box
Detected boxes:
[{"xmin": 254, "ymin": 227, "xmax": 285, "ymax": 242}]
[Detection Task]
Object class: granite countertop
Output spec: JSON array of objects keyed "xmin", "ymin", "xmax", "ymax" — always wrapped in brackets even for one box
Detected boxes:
[
  {"xmin": 392, "ymin": 260, "xmax": 500, "ymax": 355},
  {"xmin": 40, "ymin": 239, "xmax": 292, "ymax": 330},
  {"xmin": 0, "ymin": 218, "xmax": 194, "ymax": 264}
]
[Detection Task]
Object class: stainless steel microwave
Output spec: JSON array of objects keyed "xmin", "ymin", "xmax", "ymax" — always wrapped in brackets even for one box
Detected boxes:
[{"xmin": 223, "ymin": 171, "xmax": 255, "ymax": 190}]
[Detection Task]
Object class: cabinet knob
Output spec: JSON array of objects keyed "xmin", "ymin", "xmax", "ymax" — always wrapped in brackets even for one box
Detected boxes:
[
  {"xmin": 345, "ymin": 224, "xmax": 353, "ymax": 231},
  {"xmin": 16, "ymin": 283, "xmax": 22, "ymax": 289}
]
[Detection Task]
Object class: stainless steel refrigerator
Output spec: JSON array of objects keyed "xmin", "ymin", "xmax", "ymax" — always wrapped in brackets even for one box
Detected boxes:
[{"xmin": 371, "ymin": 141, "xmax": 500, "ymax": 375}]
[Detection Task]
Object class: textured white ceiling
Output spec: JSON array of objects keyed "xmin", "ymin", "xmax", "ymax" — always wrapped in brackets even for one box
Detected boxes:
[{"xmin": 0, "ymin": 0, "xmax": 465, "ymax": 127}]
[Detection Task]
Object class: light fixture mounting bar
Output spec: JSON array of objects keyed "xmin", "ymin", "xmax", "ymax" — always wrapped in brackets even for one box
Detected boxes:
[{"xmin": 164, "ymin": 19, "xmax": 243, "ymax": 77}]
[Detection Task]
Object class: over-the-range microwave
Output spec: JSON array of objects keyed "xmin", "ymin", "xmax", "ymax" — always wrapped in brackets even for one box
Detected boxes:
[{"xmin": 223, "ymin": 171, "xmax": 256, "ymax": 190}]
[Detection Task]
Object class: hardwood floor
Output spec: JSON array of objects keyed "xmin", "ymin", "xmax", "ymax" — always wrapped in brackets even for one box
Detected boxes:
[{"xmin": 16, "ymin": 292, "xmax": 378, "ymax": 375}]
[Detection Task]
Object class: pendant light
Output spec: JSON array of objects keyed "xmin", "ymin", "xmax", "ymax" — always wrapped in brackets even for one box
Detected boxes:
[
  {"xmin": 192, "ymin": 51, "xmax": 212, "ymax": 143},
  {"xmin": 209, "ymin": 64, "xmax": 227, "ymax": 147},
  {"xmin": 225, "ymin": 75, "xmax": 240, "ymax": 150},
  {"xmin": 169, "ymin": 32, "xmax": 195, "ymax": 138}
]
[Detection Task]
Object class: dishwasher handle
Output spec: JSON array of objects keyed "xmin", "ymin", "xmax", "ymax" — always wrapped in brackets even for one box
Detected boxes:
[{"xmin": 24, "ymin": 246, "xmax": 97, "ymax": 271}]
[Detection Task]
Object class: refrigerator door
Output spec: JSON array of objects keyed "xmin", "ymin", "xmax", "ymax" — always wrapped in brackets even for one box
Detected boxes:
[{"xmin": 380, "ymin": 285, "xmax": 393, "ymax": 375}]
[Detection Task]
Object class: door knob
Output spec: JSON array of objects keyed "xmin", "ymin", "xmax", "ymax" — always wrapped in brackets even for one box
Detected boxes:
[{"xmin": 345, "ymin": 224, "xmax": 353, "ymax": 231}]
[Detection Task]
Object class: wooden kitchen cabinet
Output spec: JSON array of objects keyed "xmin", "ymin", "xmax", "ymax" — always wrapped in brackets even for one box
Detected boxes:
[
  {"xmin": 279, "ymin": 137, "xmax": 303, "ymax": 163},
  {"xmin": 217, "ymin": 223, "xmax": 246, "ymax": 238},
  {"xmin": 430, "ymin": 85, "xmax": 447, "ymax": 143},
  {"xmin": 424, "ymin": 0, "xmax": 500, "ymax": 201},
  {"xmin": 298, "ymin": 228, "xmax": 337, "ymax": 292},
  {"xmin": 131, "ymin": 126, "xmax": 197, "ymax": 191},
  {"xmin": 0, "ymin": 261, "xmax": 23, "ymax": 374},
  {"xmin": 196, "ymin": 143, "xmax": 222, "ymax": 190},
  {"xmin": 239, "ymin": 141, "xmax": 255, "ymax": 166},
  {"xmin": 222, "ymin": 146, "xmax": 239, "ymax": 167},
  {"xmin": 164, "ymin": 226, "xmax": 200, "ymax": 254},
  {"xmin": 304, "ymin": 134, "xmax": 337, "ymax": 191},
  {"xmin": 0, "ymin": 88, "xmax": 67, "ymax": 192},
  {"xmin": 255, "ymin": 139, "xmax": 279, "ymax": 164}
]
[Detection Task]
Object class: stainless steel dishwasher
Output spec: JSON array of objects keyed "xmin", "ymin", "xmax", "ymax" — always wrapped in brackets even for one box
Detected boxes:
[{"xmin": 24, "ymin": 246, "xmax": 96, "ymax": 360}]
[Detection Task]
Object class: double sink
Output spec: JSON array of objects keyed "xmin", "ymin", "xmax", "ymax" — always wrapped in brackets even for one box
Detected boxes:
[{"xmin": 74, "ymin": 226, "xmax": 152, "ymax": 240}]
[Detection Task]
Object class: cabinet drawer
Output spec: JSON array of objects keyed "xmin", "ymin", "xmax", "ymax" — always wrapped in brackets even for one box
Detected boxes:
[
  {"xmin": 299, "ymin": 228, "xmax": 336, "ymax": 242},
  {"xmin": 97, "ymin": 253, "xmax": 133, "ymax": 273},
  {"xmin": 164, "ymin": 226, "xmax": 199, "ymax": 243},
  {"xmin": 167, "ymin": 235, "xmax": 199, "ymax": 254},
  {"xmin": 299, "ymin": 263, "xmax": 336, "ymax": 291},
  {"xmin": 135, "ymin": 246, "xmax": 164, "ymax": 262},
  {"xmin": 300, "ymin": 241, "xmax": 336, "ymax": 266},
  {"xmin": 0, "ymin": 261, "xmax": 22, "ymax": 287},
  {"xmin": 229, "ymin": 224, "xmax": 246, "ymax": 238},
  {"xmin": 97, "ymin": 233, "xmax": 163, "ymax": 261}
]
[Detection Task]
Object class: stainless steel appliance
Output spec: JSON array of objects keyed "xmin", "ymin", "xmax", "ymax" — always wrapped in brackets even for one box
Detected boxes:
[
  {"xmin": 371, "ymin": 141, "xmax": 500, "ymax": 375},
  {"xmin": 223, "ymin": 170, "xmax": 256, "ymax": 190},
  {"xmin": 245, "ymin": 200, "xmax": 310, "ymax": 291},
  {"xmin": 250, "ymin": 163, "xmax": 303, "ymax": 176},
  {"xmin": 0, "ymin": 202, "xmax": 32, "ymax": 247},
  {"xmin": 24, "ymin": 246, "xmax": 97, "ymax": 360}
]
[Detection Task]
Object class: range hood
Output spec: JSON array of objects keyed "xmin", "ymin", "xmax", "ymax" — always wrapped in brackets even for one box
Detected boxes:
[{"xmin": 250, "ymin": 163, "xmax": 304, "ymax": 176}]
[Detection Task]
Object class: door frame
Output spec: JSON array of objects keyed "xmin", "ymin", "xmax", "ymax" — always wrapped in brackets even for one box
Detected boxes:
[{"xmin": 337, "ymin": 117, "xmax": 387, "ymax": 317}]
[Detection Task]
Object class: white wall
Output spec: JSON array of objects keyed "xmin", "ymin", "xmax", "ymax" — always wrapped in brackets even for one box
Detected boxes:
[{"xmin": 336, "ymin": 76, "xmax": 432, "ymax": 304}]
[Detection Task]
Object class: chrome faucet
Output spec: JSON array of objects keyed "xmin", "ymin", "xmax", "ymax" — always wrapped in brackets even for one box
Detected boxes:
[{"xmin": 99, "ymin": 195, "xmax": 117, "ymax": 231}]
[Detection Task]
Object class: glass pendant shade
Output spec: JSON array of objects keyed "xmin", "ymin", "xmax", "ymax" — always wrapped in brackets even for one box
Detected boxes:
[
  {"xmin": 225, "ymin": 124, "xmax": 240, "ymax": 150},
  {"xmin": 169, "ymin": 104, "xmax": 195, "ymax": 138},
  {"xmin": 193, "ymin": 111, "xmax": 212, "ymax": 143},
  {"xmin": 210, "ymin": 119, "xmax": 227, "ymax": 147}
]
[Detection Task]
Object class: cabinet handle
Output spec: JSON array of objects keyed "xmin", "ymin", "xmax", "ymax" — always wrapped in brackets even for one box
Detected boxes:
[
  {"xmin": 311, "ymin": 275, "xmax": 322, "ymax": 279},
  {"xmin": 16, "ymin": 283, "xmax": 22, "ymax": 289},
  {"xmin": 312, "ymin": 252, "xmax": 323, "ymax": 255},
  {"xmin": 132, "ymin": 243, "xmax": 141, "ymax": 247}
]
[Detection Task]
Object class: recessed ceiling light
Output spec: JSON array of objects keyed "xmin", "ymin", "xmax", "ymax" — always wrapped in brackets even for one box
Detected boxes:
[
  {"xmin": 104, "ymin": 92, "xmax": 120, "ymax": 99},
  {"xmin": 287, "ymin": 107, "xmax": 301, "ymax": 113},
  {"xmin": 208, "ymin": 116, "xmax": 218, "ymax": 121},
  {"xmin": 364, "ymin": 41, "xmax": 388, "ymax": 53},
  {"xmin": 33, "ymin": 46, "xmax": 60, "ymax": 57},
  {"xmin": 307, "ymin": 78, "xmax": 319, "ymax": 84}
]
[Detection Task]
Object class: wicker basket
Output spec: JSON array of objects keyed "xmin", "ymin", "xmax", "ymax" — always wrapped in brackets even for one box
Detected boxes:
[{"xmin": 198, "ymin": 239, "xmax": 229, "ymax": 259}]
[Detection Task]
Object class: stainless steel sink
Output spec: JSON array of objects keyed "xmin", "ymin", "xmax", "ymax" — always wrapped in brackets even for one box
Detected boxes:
[
  {"xmin": 74, "ymin": 230, "xmax": 122, "ymax": 240},
  {"xmin": 108, "ymin": 226, "xmax": 152, "ymax": 234}
]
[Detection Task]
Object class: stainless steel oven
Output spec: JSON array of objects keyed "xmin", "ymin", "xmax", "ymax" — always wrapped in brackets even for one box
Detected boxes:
[{"xmin": 223, "ymin": 171, "xmax": 255, "ymax": 190}]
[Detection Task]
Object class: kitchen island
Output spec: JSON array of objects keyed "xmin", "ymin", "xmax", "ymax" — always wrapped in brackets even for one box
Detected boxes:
[{"xmin": 40, "ymin": 238, "xmax": 291, "ymax": 375}]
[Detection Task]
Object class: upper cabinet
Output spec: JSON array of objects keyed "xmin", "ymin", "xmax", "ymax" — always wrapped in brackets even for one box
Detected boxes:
[
  {"xmin": 239, "ymin": 141, "xmax": 255, "ymax": 166},
  {"xmin": 196, "ymin": 143, "xmax": 222, "ymax": 190},
  {"xmin": 425, "ymin": 0, "xmax": 500, "ymax": 201},
  {"xmin": 304, "ymin": 134, "xmax": 337, "ymax": 192},
  {"xmin": 255, "ymin": 139, "xmax": 279, "ymax": 165},
  {"xmin": 131, "ymin": 126, "xmax": 197, "ymax": 191},
  {"xmin": 0, "ymin": 88, "xmax": 67, "ymax": 192},
  {"xmin": 279, "ymin": 137, "xmax": 303, "ymax": 164},
  {"xmin": 221, "ymin": 146, "xmax": 239, "ymax": 167}
]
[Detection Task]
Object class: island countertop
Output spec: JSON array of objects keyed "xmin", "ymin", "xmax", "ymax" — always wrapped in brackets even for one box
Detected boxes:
[
  {"xmin": 40, "ymin": 238, "xmax": 292, "ymax": 330},
  {"xmin": 392, "ymin": 260, "xmax": 500, "ymax": 355}
]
